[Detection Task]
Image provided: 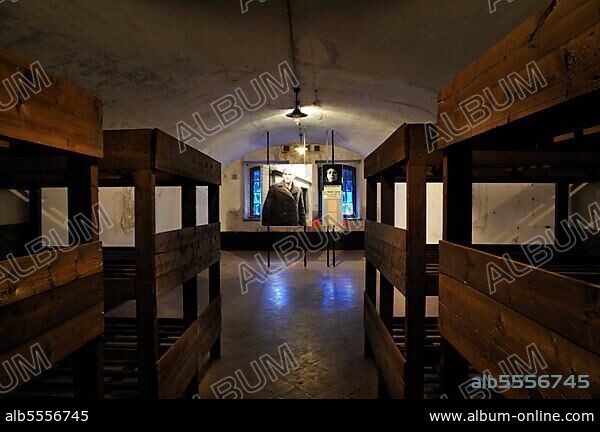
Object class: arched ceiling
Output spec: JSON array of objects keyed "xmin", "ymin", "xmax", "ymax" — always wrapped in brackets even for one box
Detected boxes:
[{"xmin": 0, "ymin": 0, "xmax": 547, "ymax": 164}]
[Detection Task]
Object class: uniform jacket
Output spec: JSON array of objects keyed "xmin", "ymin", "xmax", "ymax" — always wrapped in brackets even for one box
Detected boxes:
[{"xmin": 262, "ymin": 182, "xmax": 306, "ymax": 227}]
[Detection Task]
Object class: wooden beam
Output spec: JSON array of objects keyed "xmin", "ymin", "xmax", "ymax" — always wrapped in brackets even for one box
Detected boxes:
[
  {"xmin": 437, "ymin": 0, "xmax": 600, "ymax": 148},
  {"xmin": 365, "ymin": 177, "xmax": 377, "ymax": 358},
  {"xmin": 0, "ymin": 242, "xmax": 103, "ymax": 307},
  {"xmin": 208, "ymin": 184, "xmax": 221, "ymax": 360},
  {"xmin": 364, "ymin": 126, "xmax": 407, "ymax": 178},
  {"xmin": 365, "ymin": 221, "xmax": 407, "ymax": 294},
  {"xmin": 134, "ymin": 169, "xmax": 158, "ymax": 399},
  {"xmin": 156, "ymin": 297, "xmax": 222, "ymax": 399},
  {"xmin": 364, "ymin": 294, "xmax": 406, "ymax": 399},
  {"xmin": 440, "ymin": 146, "xmax": 472, "ymax": 395},
  {"xmin": 0, "ymin": 273, "xmax": 103, "ymax": 353},
  {"xmin": 155, "ymin": 130, "xmax": 221, "ymax": 186},
  {"xmin": 0, "ymin": 304, "xmax": 104, "ymax": 395},
  {"xmin": 443, "ymin": 147, "xmax": 472, "ymax": 244},
  {"xmin": 0, "ymin": 48, "xmax": 103, "ymax": 157},
  {"xmin": 439, "ymin": 241, "xmax": 599, "ymax": 355},
  {"xmin": 404, "ymin": 160, "xmax": 427, "ymax": 399},
  {"xmin": 440, "ymin": 274, "xmax": 598, "ymax": 399},
  {"xmin": 157, "ymin": 318, "xmax": 200, "ymax": 400},
  {"xmin": 100, "ymin": 129, "xmax": 154, "ymax": 173}
]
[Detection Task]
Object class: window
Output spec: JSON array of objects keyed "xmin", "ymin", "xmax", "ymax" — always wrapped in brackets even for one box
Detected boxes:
[
  {"xmin": 249, "ymin": 167, "xmax": 262, "ymax": 219},
  {"xmin": 342, "ymin": 166, "xmax": 357, "ymax": 218},
  {"xmin": 318, "ymin": 164, "xmax": 358, "ymax": 219}
]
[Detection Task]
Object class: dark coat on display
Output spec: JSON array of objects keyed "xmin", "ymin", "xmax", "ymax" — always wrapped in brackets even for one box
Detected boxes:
[{"xmin": 262, "ymin": 182, "xmax": 306, "ymax": 227}]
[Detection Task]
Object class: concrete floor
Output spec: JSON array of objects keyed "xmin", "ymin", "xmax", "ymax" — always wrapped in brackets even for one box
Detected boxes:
[
  {"xmin": 199, "ymin": 250, "xmax": 378, "ymax": 399},
  {"xmin": 109, "ymin": 250, "xmax": 379, "ymax": 398}
]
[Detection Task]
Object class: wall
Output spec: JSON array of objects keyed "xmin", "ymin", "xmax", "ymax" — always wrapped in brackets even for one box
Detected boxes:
[
  {"xmin": 386, "ymin": 182, "xmax": 558, "ymax": 245},
  {"xmin": 2, "ymin": 182, "xmax": 599, "ymax": 250},
  {"xmin": 99, "ymin": 187, "xmax": 209, "ymax": 247},
  {"xmin": 221, "ymin": 144, "xmax": 366, "ymax": 232}
]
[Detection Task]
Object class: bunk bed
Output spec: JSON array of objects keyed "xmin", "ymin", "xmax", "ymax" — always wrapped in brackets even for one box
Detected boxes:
[
  {"xmin": 0, "ymin": 49, "xmax": 104, "ymax": 398},
  {"xmin": 437, "ymin": 0, "xmax": 599, "ymax": 399},
  {"xmin": 363, "ymin": 124, "xmax": 443, "ymax": 399},
  {"xmin": 99, "ymin": 129, "xmax": 221, "ymax": 399}
]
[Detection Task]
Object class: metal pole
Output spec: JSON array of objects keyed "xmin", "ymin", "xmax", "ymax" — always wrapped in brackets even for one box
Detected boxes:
[
  {"xmin": 267, "ymin": 131, "xmax": 271, "ymax": 268},
  {"xmin": 326, "ymin": 226, "xmax": 330, "ymax": 267}
]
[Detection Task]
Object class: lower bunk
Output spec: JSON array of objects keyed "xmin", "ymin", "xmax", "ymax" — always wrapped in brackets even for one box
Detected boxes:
[
  {"xmin": 365, "ymin": 242, "xmax": 600, "ymax": 399},
  {"xmin": 438, "ymin": 241, "xmax": 599, "ymax": 399}
]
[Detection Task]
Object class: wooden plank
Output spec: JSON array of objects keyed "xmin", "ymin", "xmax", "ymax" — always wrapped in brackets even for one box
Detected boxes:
[
  {"xmin": 0, "ymin": 49, "xmax": 102, "ymax": 158},
  {"xmin": 68, "ymin": 159, "xmax": 99, "ymax": 244},
  {"xmin": 157, "ymin": 320, "xmax": 199, "ymax": 400},
  {"xmin": 155, "ymin": 250, "xmax": 220, "ymax": 298},
  {"xmin": 134, "ymin": 169, "xmax": 158, "ymax": 399},
  {"xmin": 364, "ymin": 126, "xmax": 407, "ymax": 178},
  {"xmin": 365, "ymin": 220, "xmax": 407, "ymax": 293},
  {"xmin": 0, "ymin": 304, "xmax": 104, "ymax": 394},
  {"xmin": 443, "ymin": 148, "xmax": 472, "ymax": 244},
  {"xmin": 0, "ymin": 274, "xmax": 103, "ymax": 353},
  {"xmin": 0, "ymin": 242, "xmax": 103, "ymax": 307},
  {"xmin": 404, "ymin": 161, "xmax": 427, "ymax": 399},
  {"xmin": 364, "ymin": 294, "xmax": 406, "ymax": 399},
  {"xmin": 100, "ymin": 129, "xmax": 154, "ymax": 173},
  {"xmin": 439, "ymin": 241, "xmax": 600, "ymax": 355},
  {"xmin": 154, "ymin": 130, "xmax": 221, "ymax": 185},
  {"xmin": 154, "ymin": 223, "xmax": 220, "ymax": 254},
  {"xmin": 208, "ymin": 184, "xmax": 221, "ymax": 360},
  {"xmin": 441, "ymin": 147, "xmax": 472, "ymax": 395},
  {"xmin": 182, "ymin": 184, "xmax": 199, "ymax": 328},
  {"xmin": 198, "ymin": 296, "xmax": 222, "ymax": 359},
  {"xmin": 156, "ymin": 297, "xmax": 221, "ymax": 399},
  {"xmin": 440, "ymin": 274, "xmax": 598, "ymax": 398},
  {"xmin": 439, "ymin": 303, "xmax": 563, "ymax": 399},
  {"xmin": 438, "ymin": 0, "xmax": 600, "ymax": 148}
]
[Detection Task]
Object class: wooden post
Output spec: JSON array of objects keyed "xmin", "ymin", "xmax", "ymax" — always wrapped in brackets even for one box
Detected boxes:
[
  {"xmin": 182, "ymin": 184, "xmax": 198, "ymax": 327},
  {"xmin": 134, "ymin": 169, "xmax": 159, "ymax": 399},
  {"xmin": 208, "ymin": 183, "xmax": 221, "ymax": 360},
  {"xmin": 440, "ymin": 147, "xmax": 471, "ymax": 398},
  {"xmin": 443, "ymin": 147, "xmax": 472, "ymax": 245},
  {"xmin": 68, "ymin": 159, "xmax": 103, "ymax": 399},
  {"xmin": 405, "ymin": 160, "xmax": 427, "ymax": 399},
  {"xmin": 378, "ymin": 174, "xmax": 395, "ymax": 399},
  {"xmin": 364, "ymin": 177, "xmax": 377, "ymax": 358},
  {"xmin": 379, "ymin": 175, "xmax": 395, "ymax": 333},
  {"xmin": 182, "ymin": 184, "xmax": 200, "ymax": 398}
]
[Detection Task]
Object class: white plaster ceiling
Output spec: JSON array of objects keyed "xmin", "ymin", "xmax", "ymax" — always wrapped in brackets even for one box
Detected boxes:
[{"xmin": 0, "ymin": 0, "xmax": 548, "ymax": 164}]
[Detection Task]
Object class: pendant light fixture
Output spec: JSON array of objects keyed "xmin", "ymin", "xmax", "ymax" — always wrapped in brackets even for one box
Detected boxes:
[{"xmin": 286, "ymin": 87, "xmax": 308, "ymax": 124}]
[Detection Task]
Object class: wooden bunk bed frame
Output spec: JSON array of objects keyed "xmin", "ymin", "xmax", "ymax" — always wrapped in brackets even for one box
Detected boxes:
[
  {"xmin": 0, "ymin": 49, "xmax": 104, "ymax": 398},
  {"xmin": 363, "ymin": 124, "xmax": 443, "ymax": 399},
  {"xmin": 437, "ymin": 0, "xmax": 600, "ymax": 399},
  {"xmin": 99, "ymin": 129, "xmax": 221, "ymax": 399}
]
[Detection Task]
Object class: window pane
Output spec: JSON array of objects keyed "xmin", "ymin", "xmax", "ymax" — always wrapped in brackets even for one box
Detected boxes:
[
  {"xmin": 250, "ymin": 168, "xmax": 262, "ymax": 218},
  {"xmin": 341, "ymin": 167, "xmax": 356, "ymax": 217}
]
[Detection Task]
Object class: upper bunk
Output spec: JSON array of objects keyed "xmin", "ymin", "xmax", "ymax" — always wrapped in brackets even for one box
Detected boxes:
[
  {"xmin": 364, "ymin": 124, "xmax": 442, "ymax": 180},
  {"xmin": 0, "ymin": 48, "xmax": 102, "ymax": 161},
  {"xmin": 0, "ymin": 49, "xmax": 104, "ymax": 398},
  {"xmin": 364, "ymin": 124, "xmax": 442, "ymax": 298},
  {"xmin": 436, "ymin": 0, "xmax": 599, "ymax": 150},
  {"xmin": 100, "ymin": 129, "xmax": 221, "ymax": 187}
]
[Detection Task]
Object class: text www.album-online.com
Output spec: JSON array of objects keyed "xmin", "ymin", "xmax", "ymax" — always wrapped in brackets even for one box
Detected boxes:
[{"xmin": 429, "ymin": 411, "xmax": 595, "ymax": 423}]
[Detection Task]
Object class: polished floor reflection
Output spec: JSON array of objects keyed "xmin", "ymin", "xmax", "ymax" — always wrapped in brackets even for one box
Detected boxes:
[
  {"xmin": 200, "ymin": 250, "xmax": 377, "ymax": 399},
  {"xmin": 107, "ymin": 250, "xmax": 378, "ymax": 398}
]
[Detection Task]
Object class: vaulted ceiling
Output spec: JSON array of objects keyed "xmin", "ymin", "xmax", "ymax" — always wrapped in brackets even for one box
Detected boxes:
[{"xmin": 0, "ymin": 0, "xmax": 547, "ymax": 164}]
